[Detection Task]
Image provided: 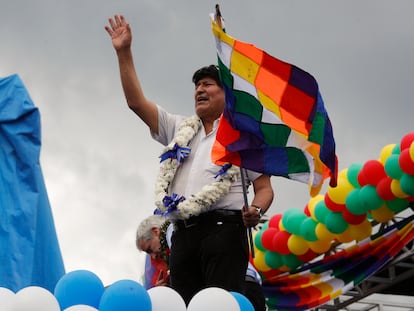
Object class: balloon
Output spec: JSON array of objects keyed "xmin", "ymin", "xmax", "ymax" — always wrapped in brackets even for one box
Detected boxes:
[
  {"xmin": 315, "ymin": 223, "xmax": 335, "ymax": 241},
  {"xmin": 297, "ymin": 248, "xmax": 318, "ymax": 263},
  {"xmin": 376, "ymin": 177, "xmax": 396, "ymax": 200},
  {"xmin": 252, "ymin": 249, "xmax": 271, "ymax": 272},
  {"xmin": 230, "ymin": 292, "xmax": 254, "ymax": 311},
  {"xmin": 342, "ymin": 208, "xmax": 366, "ymax": 225},
  {"xmin": 345, "ymin": 189, "xmax": 367, "ymax": 215},
  {"xmin": 282, "ymin": 209, "xmax": 307, "ymax": 235},
  {"xmin": 379, "ymin": 144, "xmax": 396, "ymax": 164},
  {"xmin": 325, "ymin": 212, "xmax": 349, "ymax": 234},
  {"xmin": 64, "ymin": 305, "xmax": 98, "ymax": 311},
  {"xmin": 13, "ymin": 286, "xmax": 60, "ymax": 311},
  {"xmin": 335, "ymin": 227, "xmax": 354, "ymax": 243},
  {"xmin": 99, "ymin": 280, "xmax": 151, "ymax": 311},
  {"xmin": 54, "ymin": 270, "xmax": 104, "ymax": 310},
  {"xmin": 253, "ymin": 229, "xmax": 266, "ymax": 252},
  {"xmin": 400, "ymin": 173, "xmax": 414, "ymax": 196},
  {"xmin": 327, "ymin": 176, "xmax": 354, "ymax": 204},
  {"xmin": 287, "ymin": 234, "xmax": 309, "ymax": 255},
  {"xmin": 281, "ymin": 253, "xmax": 303, "ymax": 270},
  {"xmin": 299, "ymin": 217, "xmax": 319, "ymax": 241},
  {"xmin": 261, "ymin": 227, "xmax": 279, "ymax": 252},
  {"xmin": 399, "ymin": 149, "xmax": 414, "ymax": 175},
  {"xmin": 385, "ymin": 197, "xmax": 409, "ymax": 213},
  {"xmin": 314, "ymin": 200, "xmax": 330, "ymax": 223},
  {"xmin": 370, "ymin": 204, "xmax": 394, "ymax": 223},
  {"xmin": 324, "ymin": 194, "xmax": 345, "ymax": 212},
  {"xmin": 359, "ymin": 185, "xmax": 384, "ymax": 211},
  {"xmin": 400, "ymin": 132, "xmax": 414, "ymax": 150},
  {"xmin": 359, "ymin": 160, "xmax": 387, "ymax": 186},
  {"xmin": 347, "ymin": 163, "xmax": 363, "ymax": 188},
  {"xmin": 268, "ymin": 214, "xmax": 282, "ymax": 228},
  {"xmin": 308, "ymin": 194, "xmax": 324, "ymax": 220},
  {"xmin": 0, "ymin": 287, "xmax": 14, "ymax": 310},
  {"xmin": 308, "ymin": 239, "xmax": 332, "ymax": 254},
  {"xmin": 187, "ymin": 287, "xmax": 240, "ymax": 311},
  {"xmin": 349, "ymin": 219, "xmax": 372, "ymax": 241},
  {"xmin": 264, "ymin": 251, "xmax": 283, "ymax": 269},
  {"xmin": 147, "ymin": 286, "xmax": 186, "ymax": 311},
  {"xmin": 272, "ymin": 230, "xmax": 291, "ymax": 255},
  {"xmin": 384, "ymin": 154, "xmax": 403, "ymax": 179},
  {"xmin": 410, "ymin": 142, "xmax": 414, "ymax": 160},
  {"xmin": 390, "ymin": 179, "xmax": 409, "ymax": 198}
]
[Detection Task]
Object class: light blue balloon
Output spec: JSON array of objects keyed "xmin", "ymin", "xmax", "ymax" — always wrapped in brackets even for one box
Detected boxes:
[
  {"xmin": 99, "ymin": 279, "xmax": 151, "ymax": 311},
  {"xmin": 54, "ymin": 270, "xmax": 104, "ymax": 310},
  {"xmin": 230, "ymin": 291, "xmax": 254, "ymax": 311}
]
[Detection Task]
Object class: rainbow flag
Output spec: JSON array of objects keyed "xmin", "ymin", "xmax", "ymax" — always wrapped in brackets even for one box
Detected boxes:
[{"xmin": 210, "ymin": 15, "xmax": 338, "ymax": 195}]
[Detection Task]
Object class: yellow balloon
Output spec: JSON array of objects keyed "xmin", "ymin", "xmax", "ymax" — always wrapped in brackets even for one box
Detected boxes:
[
  {"xmin": 335, "ymin": 227, "xmax": 354, "ymax": 243},
  {"xmin": 315, "ymin": 223, "xmax": 335, "ymax": 241},
  {"xmin": 410, "ymin": 142, "xmax": 414, "ymax": 161},
  {"xmin": 379, "ymin": 144, "xmax": 396, "ymax": 164},
  {"xmin": 349, "ymin": 219, "xmax": 372, "ymax": 241},
  {"xmin": 370, "ymin": 204, "xmax": 395, "ymax": 223},
  {"xmin": 308, "ymin": 239, "xmax": 332, "ymax": 254},
  {"xmin": 338, "ymin": 168, "xmax": 348, "ymax": 180},
  {"xmin": 253, "ymin": 249, "xmax": 272, "ymax": 272},
  {"xmin": 308, "ymin": 194, "xmax": 324, "ymax": 221},
  {"xmin": 390, "ymin": 179, "xmax": 409, "ymax": 198},
  {"xmin": 287, "ymin": 234, "xmax": 309, "ymax": 255},
  {"xmin": 327, "ymin": 176, "xmax": 355, "ymax": 204}
]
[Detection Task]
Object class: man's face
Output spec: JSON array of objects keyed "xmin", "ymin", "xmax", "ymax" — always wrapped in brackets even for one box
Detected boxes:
[
  {"xmin": 194, "ymin": 77, "xmax": 225, "ymax": 121},
  {"xmin": 138, "ymin": 228, "xmax": 162, "ymax": 259}
]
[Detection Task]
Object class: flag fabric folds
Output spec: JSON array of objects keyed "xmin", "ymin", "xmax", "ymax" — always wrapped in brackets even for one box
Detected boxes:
[
  {"xmin": 0, "ymin": 74, "xmax": 65, "ymax": 292},
  {"xmin": 210, "ymin": 15, "xmax": 338, "ymax": 196}
]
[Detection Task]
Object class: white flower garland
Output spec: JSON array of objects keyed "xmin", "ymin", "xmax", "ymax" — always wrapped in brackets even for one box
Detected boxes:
[{"xmin": 154, "ymin": 115, "xmax": 240, "ymax": 220}]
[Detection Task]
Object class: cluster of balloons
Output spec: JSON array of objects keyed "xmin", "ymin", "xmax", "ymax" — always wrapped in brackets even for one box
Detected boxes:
[
  {"xmin": 253, "ymin": 132, "xmax": 414, "ymax": 277},
  {"xmin": 0, "ymin": 270, "xmax": 254, "ymax": 311}
]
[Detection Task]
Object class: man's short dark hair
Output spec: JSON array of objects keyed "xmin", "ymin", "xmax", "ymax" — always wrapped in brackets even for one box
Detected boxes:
[{"xmin": 192, "ymin": 65, "xmax": 221, "ymax": 87}]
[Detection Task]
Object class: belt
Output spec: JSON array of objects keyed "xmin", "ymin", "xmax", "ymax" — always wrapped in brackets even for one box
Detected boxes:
[{"xmin": 174, "ymin": 209, "xmax": 242, "ymax": 230}]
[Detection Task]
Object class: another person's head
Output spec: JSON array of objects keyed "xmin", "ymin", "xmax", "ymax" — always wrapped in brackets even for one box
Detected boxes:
[
  {"xmin": 136, "ymin": 215, "xmax": 165, "ymax": 259},
  {"xmin": 192, "ymin": 65, "xmax": 225, "ymax": 121}
]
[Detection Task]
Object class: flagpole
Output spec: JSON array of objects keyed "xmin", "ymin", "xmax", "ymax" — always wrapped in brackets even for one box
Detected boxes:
[{"xmin": 240, "ymin": 167, "xmax": 256, "ymax": 258}]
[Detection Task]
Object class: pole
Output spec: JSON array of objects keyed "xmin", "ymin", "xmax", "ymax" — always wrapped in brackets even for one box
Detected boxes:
[{"xmin": 240, "ymin": 167, "xmax": 255, "ymax": 258}]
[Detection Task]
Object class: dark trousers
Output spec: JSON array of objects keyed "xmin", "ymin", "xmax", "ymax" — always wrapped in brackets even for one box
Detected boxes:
[
  {"xmin": 170, "ymin": 212, "xmax": 249, "ymax": 305},
  {"xmin": 243, "ymin": 279, "xmax": 267, "ymax": 311}
]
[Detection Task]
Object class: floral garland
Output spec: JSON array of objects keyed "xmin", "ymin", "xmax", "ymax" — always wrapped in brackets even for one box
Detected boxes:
[{"xmin": 154, "ymin": 115, "xmax": 240, "ymax": 220}]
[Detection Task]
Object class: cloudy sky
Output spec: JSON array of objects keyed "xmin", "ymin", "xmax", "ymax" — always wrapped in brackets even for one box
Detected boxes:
[{"xmin": 1, "ymin": 0, "xmax": 414, "ymax": 290}]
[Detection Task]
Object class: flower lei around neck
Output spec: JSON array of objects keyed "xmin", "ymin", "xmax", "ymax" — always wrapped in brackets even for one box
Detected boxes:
[{"xmin": 154, "ymin": 115, "xmax": 240, "ymax": 220}]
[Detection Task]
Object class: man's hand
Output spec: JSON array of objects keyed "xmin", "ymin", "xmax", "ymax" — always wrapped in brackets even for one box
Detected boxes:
[
  {"xmin": 104, "ymin": 15, "xmax": 132, "ymax": 52},
  {"xmin": 242, "ymin": 205, "xmax": 261, "ymax": 228}
]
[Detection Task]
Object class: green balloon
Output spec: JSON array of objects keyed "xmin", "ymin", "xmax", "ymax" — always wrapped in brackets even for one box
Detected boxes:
[
  {"xmin": 282, "ymin": 209, "xmax": 307, "ymax": 235},
  {"xmin": 300, "ymin": 218, "xmax": 318, "ymax": 241},
  {"xmin": 400, "ymin": 174, "xmax": 414, "ymax": 196},
  {"xmin": 345, "ymin": 188, "xmax": 367, "ymax": 215},
  {"xmin": 281, "ymin": 253, "xmax": 303, "ymax": 270},
  {"xmin": 384, "ymin": 154, "xmax": 403, "ymax": 180},
  {"xmin": 314, "ymin": 200, "xmax": 330, "ymax": 224},
  {"xmin": 254, "ymin": 230, "xmax": 266, "ymax": 252},
  {"xmin": 347, "ymin": 163, "xmax": 363, "ymax": 188},
  {"xmin": 386, "ymin": 198, "xmax": 409, "ymax": 213},
  {"xmin": 359, "ymin": 185, "xmax": 383, "ymax": 211},
  {"xmin": 264, "ymin": 251, "xmax": 283, "ymax": 269},
  {"xmin": 325, "ymin": 212, "xmax": 349, "ymax": 234}
]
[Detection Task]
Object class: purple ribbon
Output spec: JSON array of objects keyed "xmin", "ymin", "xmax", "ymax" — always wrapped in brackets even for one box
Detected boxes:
[
  {"xmin": 214, "ymin": 163, "xmax": 232, "ymax": 178},
  {"xmin": 154, "ymin": 193, "xmax": 186, "ymax": 216},
  {"xmin": 159, "ymin": 143, "xmax": 191, "ymax": 164}
]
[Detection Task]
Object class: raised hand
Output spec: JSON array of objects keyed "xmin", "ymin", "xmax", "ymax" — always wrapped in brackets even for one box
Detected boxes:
[{"xmin": 104, "ymin": 15, "xmax": 132, "ymax": 52}]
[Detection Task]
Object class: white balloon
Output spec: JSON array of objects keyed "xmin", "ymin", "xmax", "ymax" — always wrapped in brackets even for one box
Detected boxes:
[
  {"xmin": 0, "ymin": 287, "xmax": 15, "ymax": 310},
  {"xmin": 147, "ymin": 286, "xmax": 186, "ymax": 311},
  {"xmin": 12, "ymin": 286, "xmax": 60, "ymax": 311},
  {"xmin": 64, "ymin": 305, "xmax": 98, "ymax": 311},
  {"xmin": 187, "ymin": 287, "xmax": 241, "ymax": 311}
]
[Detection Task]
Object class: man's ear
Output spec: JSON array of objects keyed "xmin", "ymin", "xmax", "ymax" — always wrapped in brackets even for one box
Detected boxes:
[{"xmin": 151, "ymin": 227, "xmax": 160, "ymax": 236}]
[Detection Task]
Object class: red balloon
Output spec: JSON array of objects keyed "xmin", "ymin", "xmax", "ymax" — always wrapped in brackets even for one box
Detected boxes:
[
  {"xmin": 400, "ymin": 132, "xmax": 414, "ymax": 150},
  {"xmin": 297, "ymin": 248, "xmax": 318, "ymax": 263},
  {"xmin": 272, "ymin": 230, "xmax": 291, "ymax": 255},
  {"xmin": 268, "ymin": 214, "xmax": 282, "ymax": 229},
  {"xmin": 324, "ymin": 194, "xmax": 346, "ymax": 212},
  {"xmin": 303, "ymin": 204, "xmax": 311, "ymax": 217},
  {"xmin": 376, "ymin": 177, "xmax": 396, "ymax": 200},
  {"xmin": 399, "ymin": 149, "xmax": 414, "ymax": 175},
  {"xmin": 359, "ymin": 160, "xmax": 387, "ymax": 186},
  {"xmin": 261, "ymin": 228, "xmax": 279, "ymax": 251},
  {"xmin": 342, "ymin": 208, "xmax": 366, "ymax": 225}
]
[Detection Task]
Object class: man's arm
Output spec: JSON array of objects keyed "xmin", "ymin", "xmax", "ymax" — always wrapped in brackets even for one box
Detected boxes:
[
  {"xmin": 105, "ymin": 15, "xmax": 159, "ymax": 134},
  {"xmin": 242, "ymin": 174, "xmax": 274, "ymax": 228}
]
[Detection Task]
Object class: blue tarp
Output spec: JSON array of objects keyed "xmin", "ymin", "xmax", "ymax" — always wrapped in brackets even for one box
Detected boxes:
[{"xmin": 0, "ymin": 74, "xmax": 65, "ymax": 292}]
